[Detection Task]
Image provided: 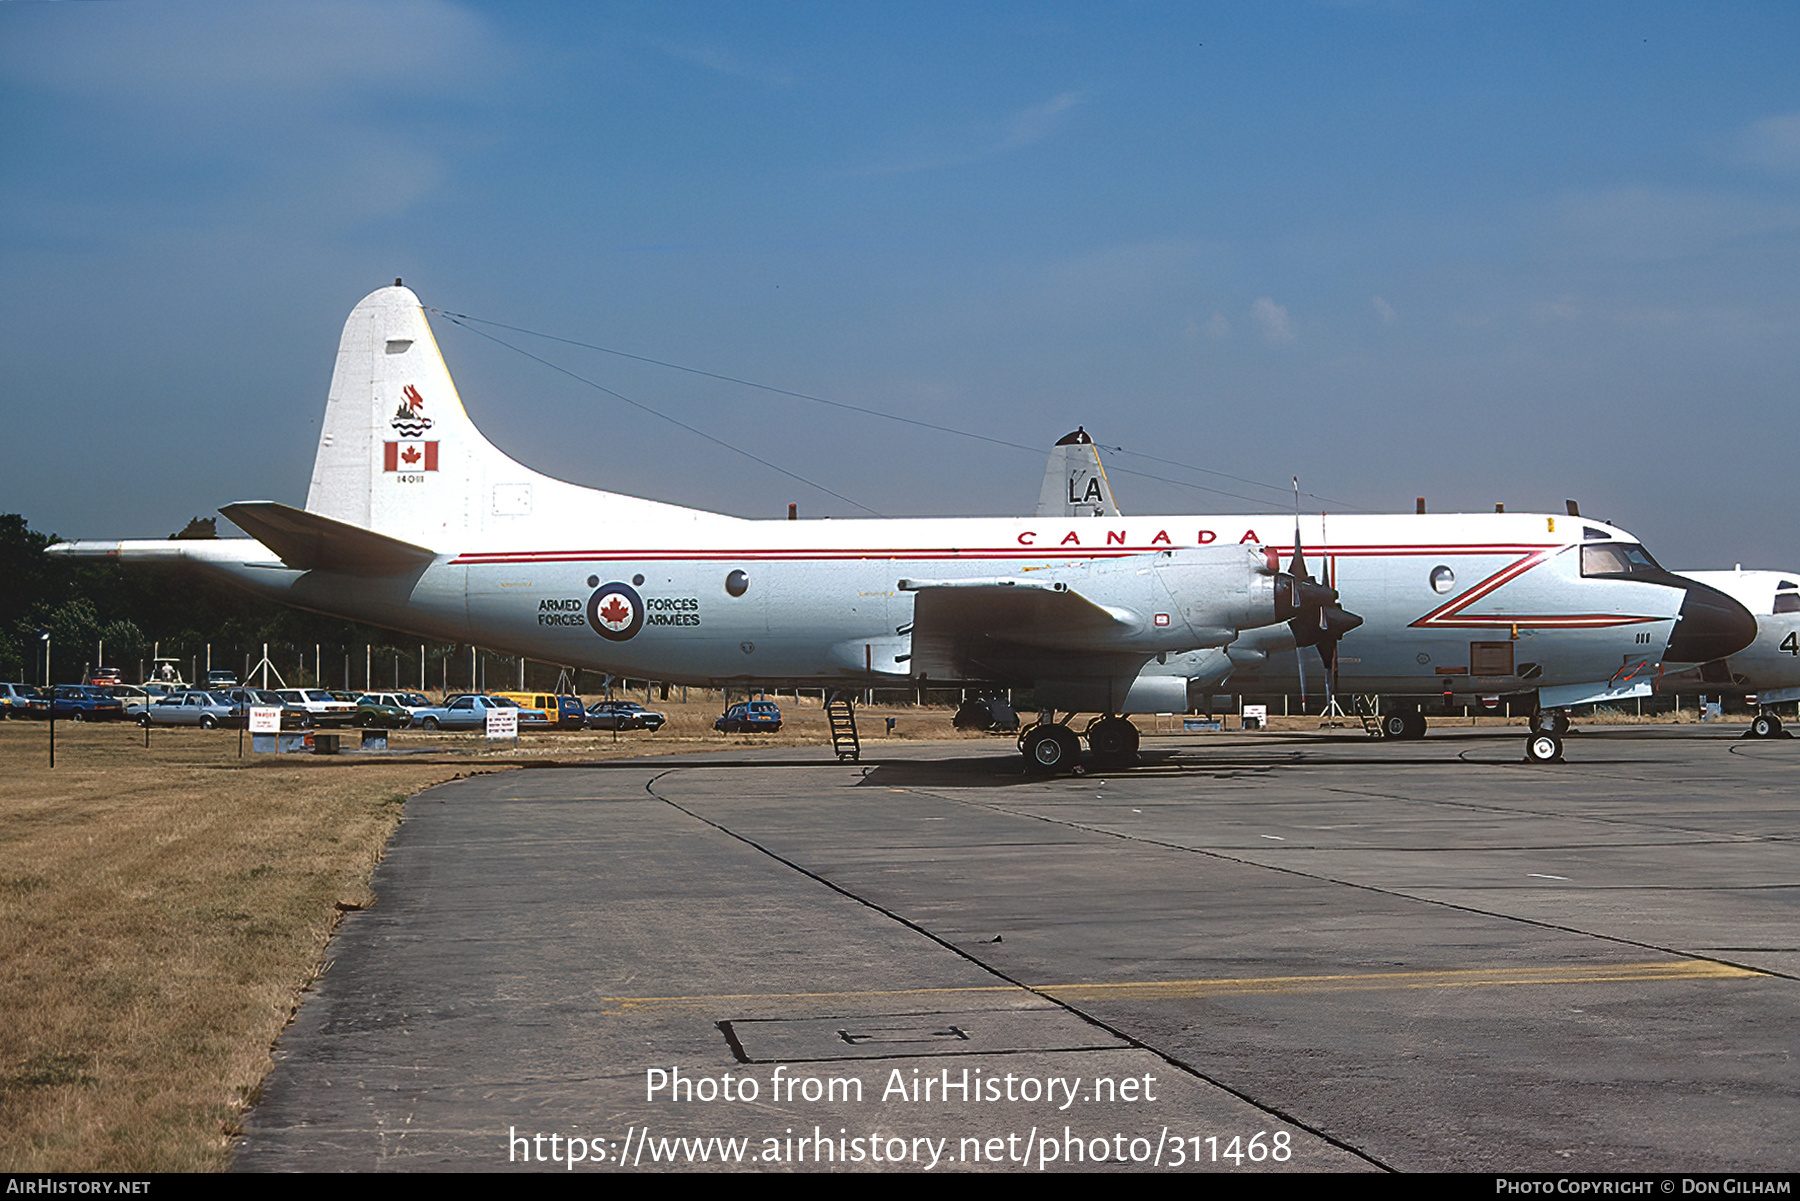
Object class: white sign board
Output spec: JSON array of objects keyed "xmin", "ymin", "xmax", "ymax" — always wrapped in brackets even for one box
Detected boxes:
[
  {"xmin": 485, "ymin": 706, "xmax": 518, "ymax": 740},
  {"xmin": 1242, "ymin": 705, "xmax": 1267, "ymax": 721},
  {"xmin": 249, "ymin": 706, "xmax": 283, "ymax": 734}
]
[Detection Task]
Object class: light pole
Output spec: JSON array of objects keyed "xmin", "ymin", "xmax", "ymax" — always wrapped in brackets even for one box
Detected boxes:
[{"xmin": 40, "ymin": 631, "xmax": 54, "ymax": 768}]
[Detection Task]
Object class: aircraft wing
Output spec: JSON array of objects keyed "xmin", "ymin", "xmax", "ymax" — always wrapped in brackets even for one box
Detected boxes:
[
  {"xmin": 219, "ymin": 501, "xmax": 436, "ymax": 574},
  {"xmin": 900, "ymin": 577, "xmax": 1143, "ymax": 679}
]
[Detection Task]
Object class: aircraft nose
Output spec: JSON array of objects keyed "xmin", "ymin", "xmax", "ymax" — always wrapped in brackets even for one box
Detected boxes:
[{"xmin": 1665, "ymin": 579, "xmax": 1758, "ymax": 664}]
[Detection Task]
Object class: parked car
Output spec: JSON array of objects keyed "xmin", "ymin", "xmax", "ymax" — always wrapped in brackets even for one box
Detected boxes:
[
  {"xmin": 106, "ymin": 684, "xmax": 156, "ymax": 721},
  {"xmin": 274, "ymin": 689, "xmax": 357, "ymax": 726},
  {"xmin": 88, "ymin": 667, "xmax": 123, "ymax": 687},
  {"xmin": 0, "ymin": 683, "xmax": 49, "ymax": 719},
  {"xmin": 205, "ymin": 669, "xmax": 240, "ymax": 689},
  {"xmin": 493, "ymin": 691, "xmax": 589, "ymax": 729},
  {"xmin": 223, "ymin": 688, "xmax": 311, "ymax": 728},
  {"xmin": 359, "ymin": 692, "xmax": 437, "ymax": 724},
  {"xmin": 143, "ymin": 690, "xmax": 241, "ymax": 729},
  {"xmin": 412, "ymin": 694, "xmax": 548, "ymax": 731},
  {"xmin": 585, "ymin": 700, "xmax": 667, "ymax": 731},
  {"xmin": 714, "ymin": 700, "xmax": 782, "ymax": 733},
  {"xmin": 51, "ymin": 685, "xmax": 127, "ymax": 722},
  {"xmin": 351, "ymin": 694, "xmax": 412, "ymax": 728}
]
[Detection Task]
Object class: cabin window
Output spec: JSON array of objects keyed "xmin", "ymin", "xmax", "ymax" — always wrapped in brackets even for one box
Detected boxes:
[{"xmin": 725, "ymin": 569, "xmax": 750, "ymax": 597}]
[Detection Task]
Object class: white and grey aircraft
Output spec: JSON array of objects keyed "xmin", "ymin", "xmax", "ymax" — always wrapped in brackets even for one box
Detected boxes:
[
  {"xmin": 47, "ymin": 285, "xmax": 1753, "ymax": 770},
  {"xmin": 1660, "ymin": 569, "xmax": 1800, "ymax": 738},
  {"xmin": 1033, "ymin": 432, "xmax": 1757, "ymax": 752}
]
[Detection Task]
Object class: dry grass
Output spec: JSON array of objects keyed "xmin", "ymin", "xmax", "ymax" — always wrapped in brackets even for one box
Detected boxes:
[
  {"xmin": 0, "ymin": 697, "xmax": 994, "ymax": 1171},
  {"xmin": 0, "ymin": 720, "xmax": 479, "ymax": 1171}
]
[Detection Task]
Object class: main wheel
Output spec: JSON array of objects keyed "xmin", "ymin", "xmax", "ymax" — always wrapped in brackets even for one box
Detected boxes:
[
  {"xmin": 1751, "ymin": 713, "xmax": 1783, "ymax": 739},
  {"xmin": 953, "ymin": 700, "xmax": 994, "ymax": 731},
  {"xmin": 1381, "ymin": 712, "xmax": 1409, "ymax": 739},
  {"xmin": 1525, "ymin": 731, "xmax": 1563, "ymax": 763},
  {"xmin": 1085, "ymin": 716, "xmax": 1140, "ymax": 763},
  {"xmin": 1022, "ymin": 725, "xmax": 1081, "ymax": 774}
]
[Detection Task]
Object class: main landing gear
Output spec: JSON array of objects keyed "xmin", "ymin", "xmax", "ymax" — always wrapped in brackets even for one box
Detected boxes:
[{"xmin": 1018, "ymin": 714, "xmax": 1142, "ymax": 774}]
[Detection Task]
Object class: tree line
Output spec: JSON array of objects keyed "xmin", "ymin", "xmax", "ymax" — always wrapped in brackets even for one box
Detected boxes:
[{"xmin": 1, "ymin": 513, "xmax": 417, "ymax": 687}]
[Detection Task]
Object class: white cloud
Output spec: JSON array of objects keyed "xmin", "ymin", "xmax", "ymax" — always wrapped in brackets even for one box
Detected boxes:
[
  {"xmin": 647, "ymin": 37, "xmax": 793, "ymax": 88},
  {"xmin": 1551, "ymin": 186, "xmax": 1800, "ymax": 262},
  {"xmin": 1532, "ymin": 295, "xmax": 1583, "ymax": 323},
  {"xmin": 1372, "ymin": 295, "xmax": 1396, "ymax": 326},
  {"xmin": 1184, "ymin": 311, "xmax": 1231, "ymax": 341},
  {"xmin": 854, "ymin": 90, "xmax": 1086, "ymax": 175},
  {"xmin": 0, "ymin": 0, "xmax": 496, "ymax": 102},
  {"xmin": 1250, "ymin": 296, "xmax": 1295, "ymax": 344},
  {"xmin": 1734, "ymin": 113, "xmax": 1800, "ymax": 175},
  {"xmin": 1001, "ymin": 92, "xmax": 1084, "ymax": 150}
]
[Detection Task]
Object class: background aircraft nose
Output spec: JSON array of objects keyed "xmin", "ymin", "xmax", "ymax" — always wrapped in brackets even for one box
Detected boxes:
[{"xmin": 1665, "ymin": 579, "xmax": 1758, "ymax": 665}]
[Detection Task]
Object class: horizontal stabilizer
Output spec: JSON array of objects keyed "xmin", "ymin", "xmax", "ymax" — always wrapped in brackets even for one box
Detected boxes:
[{"xmin": 220, "ymin": 502, "xmax": 436, "ymax": 574}]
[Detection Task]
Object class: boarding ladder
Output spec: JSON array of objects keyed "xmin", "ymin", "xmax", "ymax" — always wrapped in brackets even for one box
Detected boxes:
[
  {"xmin": 1352, "ymin": 694, "xmax": 1383, "ymax": 738},
  {"xmin": 826, "ymin": 691, "xmax": 861, "ymax": 762}
]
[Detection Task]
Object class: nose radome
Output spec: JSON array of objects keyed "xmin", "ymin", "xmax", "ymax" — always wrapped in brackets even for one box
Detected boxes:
[{"xmin": 1665, "ymin": 579, "xmax": 1758, "ymax": 665}]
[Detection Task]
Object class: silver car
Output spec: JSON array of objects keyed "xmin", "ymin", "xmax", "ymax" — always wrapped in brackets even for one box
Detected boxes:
[{"xmin": 142, "ymin": 690, "xmax": 242, "ymax": 729}]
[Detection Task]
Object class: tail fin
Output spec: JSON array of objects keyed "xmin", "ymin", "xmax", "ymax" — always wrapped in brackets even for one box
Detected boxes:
[
  {"xmin": 305, "ymin": 284, "xmax": 717, "ymax": 549},
  {"xmin": 1035, "ymin": 427, "xmax": 1120, "ymax": 518}
]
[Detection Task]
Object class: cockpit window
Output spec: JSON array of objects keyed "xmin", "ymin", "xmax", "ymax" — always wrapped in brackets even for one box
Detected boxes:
[
  {"xmin": 1775, "ymin": 593, "xmax": 1800, "ymax": 614},
  {"xmin": 1582, "ymin": 526, "xmax": 1610, "ymax": 540},
  {"xmin": 1579, "ymin": 542, "xmax": 1664, "ymax": 578}
]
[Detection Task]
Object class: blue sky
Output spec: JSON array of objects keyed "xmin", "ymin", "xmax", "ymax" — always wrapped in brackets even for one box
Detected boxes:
[{"xmin": 3, "ymin": 1, "xmax": 1797, "ymax": 566}]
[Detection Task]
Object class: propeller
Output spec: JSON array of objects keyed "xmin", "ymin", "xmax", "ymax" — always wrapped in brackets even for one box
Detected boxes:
[{"xmin": 1283, "ymin": 480, "xmax": 1364, "ymax": 710}]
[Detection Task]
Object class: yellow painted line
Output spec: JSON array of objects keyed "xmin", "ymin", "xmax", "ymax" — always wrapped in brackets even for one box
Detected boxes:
[
  {"xmin": 1037, "ymin": 960, "xmax": 1759, "ymax": 1002},
  {"xmin": 600, "ymin": 984, "xmax": 1025, "ymax": 1011},
  {"xmin": 597, "ymin": 960, "xmax": 1759, "ymax": 1011}
]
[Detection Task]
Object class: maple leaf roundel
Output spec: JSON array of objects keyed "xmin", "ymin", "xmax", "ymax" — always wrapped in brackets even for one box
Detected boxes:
[{"xmin": 586, "ymin": 581, "xmax": 644, "ymax": 641}]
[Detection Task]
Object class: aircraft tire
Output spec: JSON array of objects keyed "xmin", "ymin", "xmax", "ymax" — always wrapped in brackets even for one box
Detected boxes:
[
  {"xmin": 1524, "ymin": 731, "xmax": 1563, "ymax": 763},
  {"xmin": 1022, "ymin": 725, "xmax": 1081, "ymax": 774},
  {"xmin": 1381, "ymin": 712, "xmax": 1410, "ymax": 739},
  {"xmin": 1085, "ymin": 716, "xmax": 1139, "ymax": 763},
  {"xmin": 953, "ymin": 701, "xmax": 994, "ymax": 731},
  {"xmin": 1751, "ymin": 713, "xmax": 1782, "ymax": 739}
]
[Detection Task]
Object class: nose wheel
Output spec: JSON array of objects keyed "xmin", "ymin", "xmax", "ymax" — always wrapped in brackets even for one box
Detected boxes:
[
  {"xmin": 1524, "ymin": 731, "xmax": 1564, "ymax": 763},
  {"xmin": 1749, "ymin": 712, "xmax": 1785, "ymax": 739}
]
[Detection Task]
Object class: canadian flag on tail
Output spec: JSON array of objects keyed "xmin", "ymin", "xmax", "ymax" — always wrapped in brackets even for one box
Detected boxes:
[{"xmin": 384, "ymin": 441, "xmax": 438, "ymax": 471}]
